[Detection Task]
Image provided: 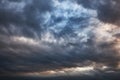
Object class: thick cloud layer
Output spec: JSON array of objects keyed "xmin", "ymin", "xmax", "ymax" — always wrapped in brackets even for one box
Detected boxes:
[
  {"xmin": 77, "ymin": 0, "xmax": 120, "ymax": 24},
  {"xmin": 0, "ymin": 0, "xmax": 120, "ymax": 80}
]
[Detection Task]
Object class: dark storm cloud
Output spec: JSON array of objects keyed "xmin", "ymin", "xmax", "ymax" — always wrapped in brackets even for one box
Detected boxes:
[
  {"xmin": 1, "ymin": 71, "xmax": 120, "ymax": 80},
  {"xmin": 76, "ymin": 0, "xmax": 120, "ymax": 24},
  {"xmin": 0, "ymin": 0, "xmax": 120, "ymax": 79},
  {"xmin": 0, "ymin": 34, "xmax": 119, "ymax": 75},
  {"xmin": 23, "ymin": 0, "xmax": 52, "ymax": 31},
  {"xmin": 97, "ymin": 0, "xmax": 120, "ymax": 24},
  {"xmin": 0, "ymin": 0, "xmax": 54, "ymax": 74},
  {"xmin": 0, "ymin": 0, "xmax": 52, "ymax": 38}
]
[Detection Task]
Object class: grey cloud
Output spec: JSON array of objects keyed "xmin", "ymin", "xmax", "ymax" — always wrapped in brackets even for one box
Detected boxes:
[
  {"xmin": 0, "ymin": 70, "xmax": 120, "ymax": 80},
  {"xmin": 0, "ymin": 0, "xmax": 52, "ymax": 38},
  {"xmin": 0, "ymin": 0, "xmax": 120, "ymax": 79},
  {"xmin": 76, "ymin": 0, "xmax": 120, "ymax": 24}
]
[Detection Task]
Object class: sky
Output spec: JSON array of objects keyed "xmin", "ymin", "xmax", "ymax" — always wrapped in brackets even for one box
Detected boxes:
[{"xmin": 0, "ymin": 0, "xmax": 120, "ymax": 80}]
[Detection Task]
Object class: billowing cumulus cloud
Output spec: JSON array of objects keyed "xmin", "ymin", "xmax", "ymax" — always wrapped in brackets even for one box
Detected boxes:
[{"xmin": 0, "ymin": 0, "xmax": 120, "ymax": 80}]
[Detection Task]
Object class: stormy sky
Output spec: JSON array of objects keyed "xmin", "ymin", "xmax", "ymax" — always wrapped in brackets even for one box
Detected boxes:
[{"xmin": 0, "ymin": 0, "xmax": 120, "ymax": 80}]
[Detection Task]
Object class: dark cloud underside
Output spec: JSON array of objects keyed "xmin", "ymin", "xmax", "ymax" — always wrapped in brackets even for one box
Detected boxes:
[{"xmin": 0, "ymin": 0, "xmax": 120, "ymax": 80}]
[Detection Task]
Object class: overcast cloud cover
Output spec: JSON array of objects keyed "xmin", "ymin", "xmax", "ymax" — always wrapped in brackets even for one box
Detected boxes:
[{"xmin": 0, "ymin": 0, "xmax": 120, "ymax": 80}]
